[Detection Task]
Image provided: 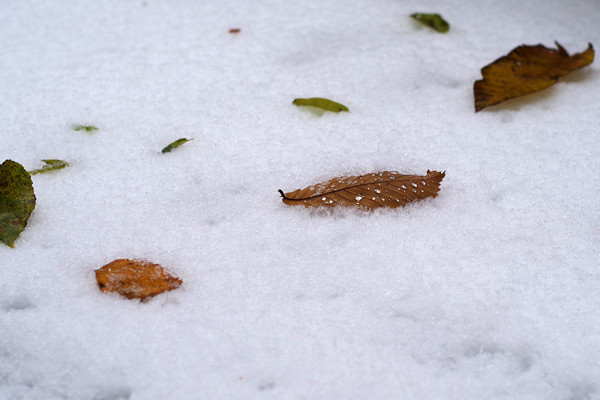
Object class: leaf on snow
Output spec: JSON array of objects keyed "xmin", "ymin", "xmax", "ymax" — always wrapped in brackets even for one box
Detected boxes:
[
  {"xmin": 72, "ymin": 124, "xmax": 98, "ymax": 132},
  {"xmin": 28, "ymin": 159, "xmax": 69, "ymax": 175},
  {"xmin": 279, "ymin": 170, "xmax": 445, "ymax": 210},
  {"xmin": 410, "ymin": 13, "xmax": 450, "ymax": 33},
  {"xmin": 95, "ymin": 258, "xmax": 182, "ymax": 301},
  {"xmin": 162, "ymin": 138, "xmax": 194, "ymax": 153},
  {"xmin": 474, "ymin": 42, "xmax": 594, "ymax": 112},
  {"xmin": 292, "ymin": 98, "xmax": 349, "ymax": 113},
  {"xmin": 0, "ymin": 160, "xmax": 36, "ymax": 248}
]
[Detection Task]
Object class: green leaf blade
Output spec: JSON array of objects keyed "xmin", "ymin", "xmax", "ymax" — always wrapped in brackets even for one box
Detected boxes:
[
  {"xmin": 0, "ymin": 160, "xmax": 36, "ymax": 248},
  {"xmin": 161, "ymin": 138, "xmax": 194, "ymax": 153},
  {"xmin": 292, "ymin": 98, "xmax": 349, "ymax": 113},
  {"xmin": 410, "ymin": 13, "xmax": 450, "ymax": 33},
  {"xmin": 72, "ymin": 124, "xmax": 98, "ymax": 132},
  {"xmin": 28, "ymin": 159, "xmax": 69, "ymax": 175}
]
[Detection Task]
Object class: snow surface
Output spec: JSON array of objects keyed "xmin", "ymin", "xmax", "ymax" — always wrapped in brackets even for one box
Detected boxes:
[{"xmin": 1, "ymin": 0, "xmax": 600, "ymax": 399}]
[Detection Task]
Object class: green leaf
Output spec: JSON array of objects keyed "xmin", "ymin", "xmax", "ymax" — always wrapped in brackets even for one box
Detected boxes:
[
  {"xmin": 410, "ymin": 13, "xmax": 450, "ymax": 33},
  {"xmin": 28, "ymin": 159, "xmax": 69, "ymax": 176},
  {"xmin": 292, "ymin": 98, "xmax": 349, "ymax": 113},
  {"xmin": 72, "ymin": 124, "xmax": 98, "ymax": 132},
  {"xmin": 0, "ymin": 160, "xmax": 36, "ymax": 248},
  {"xmin": 161, "ymin": 138, "xmax": 194, "ymax": 153}
]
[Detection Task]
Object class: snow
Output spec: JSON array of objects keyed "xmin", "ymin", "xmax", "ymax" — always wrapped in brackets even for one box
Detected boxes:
[{"xmin": 1, "ymin": 0, "xmax": 600, "ymax": 399}]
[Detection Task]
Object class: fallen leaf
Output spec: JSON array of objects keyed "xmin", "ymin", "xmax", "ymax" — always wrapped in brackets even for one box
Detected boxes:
[
  {"xmin": 28, "ymin": 159, "xmax": 69, "ymax": 175},
  {"xmin": 279, "ymin": 170, "xmax": 445, "ymax": 210},
  {"xmin": 162, "ymin": 138, "xmax": 194, "ymax": 153},
  {"xmin": 410, "ymin": 13, "xmax": 450, "ymax": 33},
  {"xmin": 73, "ymin": 124, "xmax": 98, "ymax": 132},
  {"xmin": 95, "ymin": 259, "xmax": 182, "ymax": 300},
  {"xmin": 292, "ymin": 98, "xmax": 349, "ymax": 113},
  {"xmin": 229, "ymin": 28, "xmax": 241, "ymax": 34},
  {"xmin": 0, "ymin": 160, "xmax": 36, "ymax": 248},
  {"xmin": 474, "ymin": 42, "xmax": 594, "ymax": 112}
]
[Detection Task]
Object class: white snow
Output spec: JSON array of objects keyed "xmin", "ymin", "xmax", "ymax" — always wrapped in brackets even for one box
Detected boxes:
[{"xmin": 1, "ymin": 0, "xmax": 600, "ymax": 399}]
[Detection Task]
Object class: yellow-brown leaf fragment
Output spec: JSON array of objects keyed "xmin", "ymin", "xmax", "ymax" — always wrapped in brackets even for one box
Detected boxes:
[
  {"xmin": 279, "ymin": 170, "xmax": 445, "ymax": 210},
  {"xmin": 474, "ymin": 42, "xmax": 594, "ymax": 112},
  {"xmin": 95, "ymin": 259, "xmax": 182, "ymax": 300}
]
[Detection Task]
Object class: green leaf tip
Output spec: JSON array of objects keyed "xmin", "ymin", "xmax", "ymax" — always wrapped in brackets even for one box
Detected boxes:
[
  {"xmin": 28, "ymin": 159, "xmax": 69, "ymax": 176},
  {"xmin": 72, "ymin": 124, "xmax": 98, "ymax": 132},
  {"xmin": 161, "ymin": 138, "xmax": 194, "ymax": 153},
  {"xmin": 0, "ymin": 160, "xmax": 36, "ymax": 248},
  {"xmin": 292, "ymin": 98, "xmax": 349, "ymax": 113},
  {"xmin": 410, "ymin": 13, "xmax": 450, "ymax": 33}
]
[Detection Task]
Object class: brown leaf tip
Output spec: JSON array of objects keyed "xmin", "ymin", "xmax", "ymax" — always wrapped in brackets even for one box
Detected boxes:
[
  {"xmin": 95, "ymin": 258, "xmax": 182, "ymax": 301},
  {"xmin": 280, "ymin": 170, "xmax": 445, "ymax": 210}
]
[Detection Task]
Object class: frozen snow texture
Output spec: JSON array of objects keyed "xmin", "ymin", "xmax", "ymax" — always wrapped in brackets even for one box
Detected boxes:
[{"xmin": 1, "ymin": 0, "xmax": 600, "ymax": 399}]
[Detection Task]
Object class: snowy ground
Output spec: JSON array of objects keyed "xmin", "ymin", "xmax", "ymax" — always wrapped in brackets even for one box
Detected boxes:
[{"xmin": 1, "ymin": 0, "xmax": 600, "ymax": 399}]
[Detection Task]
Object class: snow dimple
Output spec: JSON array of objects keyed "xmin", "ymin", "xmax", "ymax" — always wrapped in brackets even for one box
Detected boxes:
[
  {"xmin": 94, "ymin": 386, "xmax": 132, "ymax": 400},
  {"xmin": 1, "ymin": 297, "xmax": 35, "ymax": 312}
]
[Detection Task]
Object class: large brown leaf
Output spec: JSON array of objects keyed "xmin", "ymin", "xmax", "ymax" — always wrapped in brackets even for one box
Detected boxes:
[
  {"xmin": 474, "ymin": 42, "xmax": 594, "ymax": 112},
  {"xmin": 95, "ymin": 259, "xmax": 182, "ymax": 301},
  {"xmin": 279, "ymin": 170, "xmax": 445, "ymax": 210}
]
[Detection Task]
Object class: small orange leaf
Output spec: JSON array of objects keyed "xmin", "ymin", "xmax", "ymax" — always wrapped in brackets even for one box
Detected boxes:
[
  {"xmin": 279, "ymin": 170, "xmax": 445, "ymax": 210},
  {"xmin": 474, "ymin": 42, "xmax": 594, "ymax": 112},
  {"xmin": 95, "ymin": 259, "xmax": 182, "ymax": 300}
]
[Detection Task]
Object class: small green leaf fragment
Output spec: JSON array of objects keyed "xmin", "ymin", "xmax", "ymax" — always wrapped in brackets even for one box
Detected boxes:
[
  {"xmin": 292, "ymin": 98, "xmax": 349, "ymax": 113},
  {"xmin": 410, "ymin": 13, "xmax": 450, "ymax": 33},
  {"xmin": 161, "ymin": 138, "xmax": 194, "ymax": 153},
  {"xmin": 0, "ymin": 160, "xmax": 36, "ymax": 248},
  {"xmin": 28, "ymin": 159, "xmax": 69, "ymax": 176},
  {"xmin": 73, "ymin": 125, "xmax": 98, "ymax": 132}
]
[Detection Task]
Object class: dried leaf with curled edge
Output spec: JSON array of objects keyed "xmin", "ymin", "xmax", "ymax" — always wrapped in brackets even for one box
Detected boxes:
[
  {"xmin": 95, "ymin": 259, "xmax": 182, "ymax": 301},
  {"xmin": 279, "ymin": 170, "xmax": 445, "ymax": 210},
  {"xmin": 474, "ymin": 42, "xmax": 594, "ymax": 112}
]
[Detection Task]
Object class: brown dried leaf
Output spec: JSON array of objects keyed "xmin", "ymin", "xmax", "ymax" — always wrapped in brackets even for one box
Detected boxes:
[
  {"xmin": 279, "ymin": 170, "xmax": 445, "ymax": 210},
  {"xmin": 95, "ymin": 259, "xmax": 182, "ymax": 300},
  {"xmin": 474, "ymin": 42, "xmax": 594, "ymax": 112}
]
